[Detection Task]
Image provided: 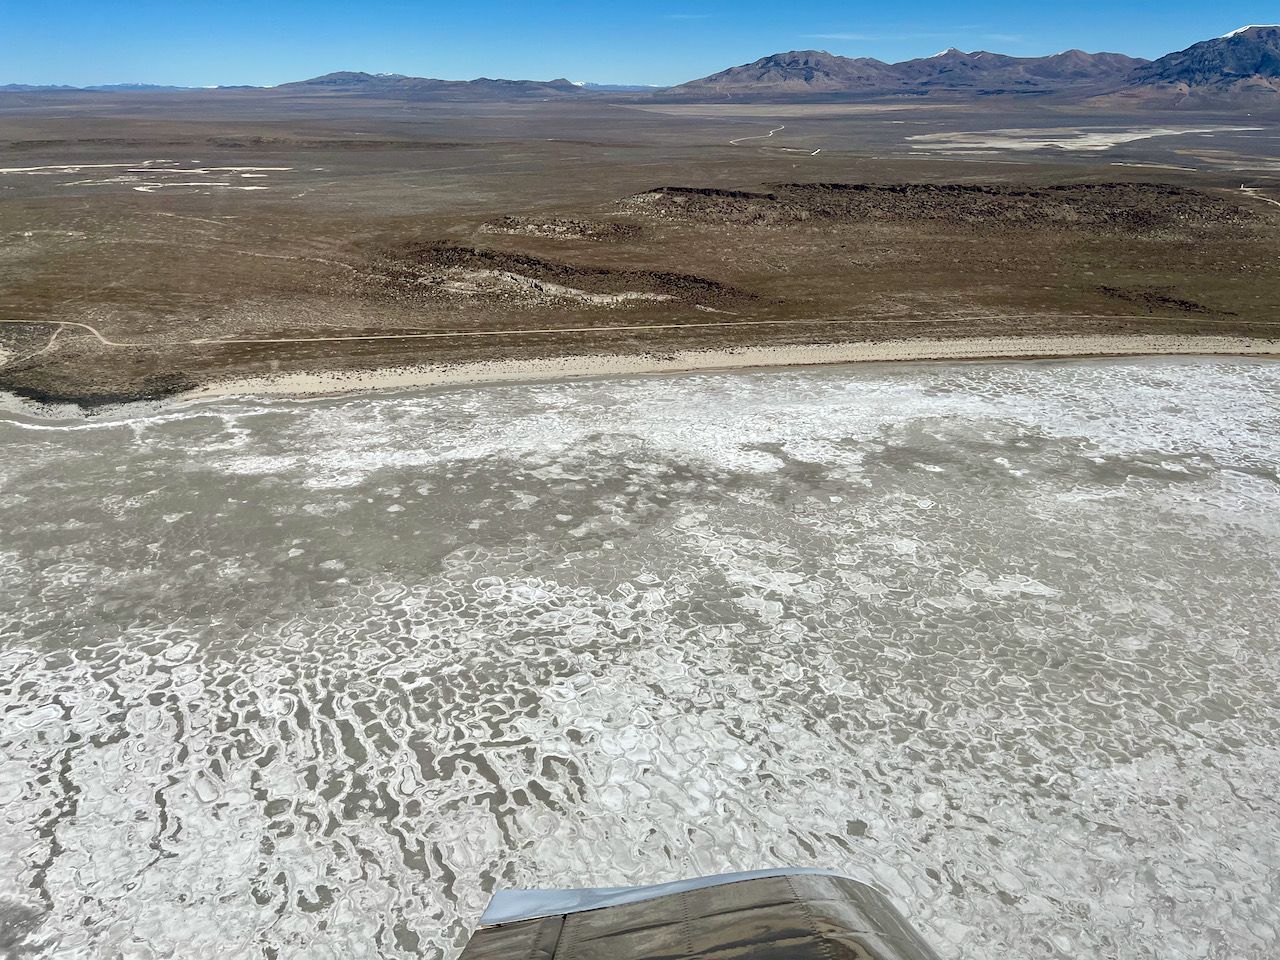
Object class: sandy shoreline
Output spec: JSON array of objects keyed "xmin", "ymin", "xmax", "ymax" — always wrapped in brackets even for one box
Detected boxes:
[
  {"xmin": 190, "ymin": 335, "xmax": 1280, "ymax": 401},
  {"xmin": 2, "ymin": 335, "xmax": 1277, "ymax": 421}
]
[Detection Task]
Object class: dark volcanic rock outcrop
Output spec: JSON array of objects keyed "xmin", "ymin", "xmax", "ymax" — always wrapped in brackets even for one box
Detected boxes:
[
  {"xmin": 479, "ymin": 216, "xmax": 641, "ymax": 241},
  {"xmin": 629, "ymin": 183, "xmax": 1250, "ymax": 233},
  {"xmin": 369, "ymin": 242, "xmax": 751, "ymax": 307},
  {"xmin": 1099, "ymin": 285, "xmax": 1234, "ymax": 316}
]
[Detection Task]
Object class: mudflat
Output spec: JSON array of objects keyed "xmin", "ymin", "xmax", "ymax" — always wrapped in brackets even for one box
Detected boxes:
[{"xmin": 3, "ymin": 357, "xmax": 1278, "ymax": 958}]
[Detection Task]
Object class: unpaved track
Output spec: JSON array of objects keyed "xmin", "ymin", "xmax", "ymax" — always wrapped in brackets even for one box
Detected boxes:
[
  {"xmin": 1241, "ymin": 186, "xmax": 1280, "ymax": 210},
  {"xmin": 0, "ymin": 319, "xmax": 124, "ymax": 346},
  {"xmin": 3, "ymin": 311, "xmax": 1280, "ymax": 357},
  {"xmin": 729, "ymin": 124, "xmax": 786, "ymax": 146}
]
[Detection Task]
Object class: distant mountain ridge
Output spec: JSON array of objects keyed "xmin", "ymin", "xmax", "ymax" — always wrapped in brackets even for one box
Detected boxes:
[
  {"xmin": 661, "ymin": 48, "xmax": 1149, "ymax": 100},
  {"xmin": 1130, "ymin": 24, "xmax": 1280, "ymax": 97},
  {"xmin": 666, "ymin": 26, "xmax": 1280, "ymax": 103},
  {"xmin": 5, "ymin": 26, "xmax": 1280, "ymax": 104},
  {"xmin": 580, "ymin": 82, "xmax": 663, "ymax": 92},
  {"xmin": 276, "ymin": 72, "xmax": 585, "ymax": 100},
  {"xmin": 0, "ymin": 82, "xmax": 196, "ymax": 92}
]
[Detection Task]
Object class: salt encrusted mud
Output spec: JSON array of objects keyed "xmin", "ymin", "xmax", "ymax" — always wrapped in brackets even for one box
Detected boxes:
[{"xmin": 1, "ymin": 358, "xmax": 1277, "ymax": 959}]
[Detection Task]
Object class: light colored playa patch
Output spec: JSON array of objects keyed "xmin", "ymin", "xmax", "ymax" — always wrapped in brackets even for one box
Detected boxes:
[
  {"xmin": 192, "ymin": 335, "xmax": 1279, "ymax": 402},
  {"xmin": 434, "ymin": 269, "xmax": 673, "ymax": 306},
  {"xmin": 1173, "ymin": 149, "xmax": 1280, "ymax": 173},
  {"xmin": 127, "ymin": 166, "xmax": 292, "ymax": 175},
  {"xmin": 1109, "ymin": 161, "xmax": 1200, "ymax": 172},
  {"xmin": 9, "ymin": 229, "xmax": 87, "ymax": 238},
  {"xmin": 11, "ymin": 162, "xmax": 293, "ymax": 192},
  {"xmin": 629, "ymin": 103, "xmax": 965, "ymax": 117},
  {"xmin": 0, "ymin": 161, "xmax": 176, "ymax": 175},
  {"xmin": 59, "ymin": 176, "xmax": 144, "ymax": 187},
  {"xmin": 908, "ymin": 126, "xmax": 1264, "ymax": 153},
  {"xmin": 132, "ymin": 182, "xmax": 269, "ymax": 193}
]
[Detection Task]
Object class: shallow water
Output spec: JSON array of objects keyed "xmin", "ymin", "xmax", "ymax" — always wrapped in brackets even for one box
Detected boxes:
[{"xmin": 1, "ymin": 358, "xmax": 1278, "ymax": 959}]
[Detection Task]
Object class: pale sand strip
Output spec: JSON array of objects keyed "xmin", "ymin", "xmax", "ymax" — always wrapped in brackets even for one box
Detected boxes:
[{"xmin": 194, "ymin": 335, "xmax": 1280, "ymax": 401}]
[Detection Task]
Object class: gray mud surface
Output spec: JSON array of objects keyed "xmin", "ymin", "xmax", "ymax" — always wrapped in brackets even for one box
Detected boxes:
[{"xmin": 2, "ymin": 357, "xmax": 1278, "ymax": 958}]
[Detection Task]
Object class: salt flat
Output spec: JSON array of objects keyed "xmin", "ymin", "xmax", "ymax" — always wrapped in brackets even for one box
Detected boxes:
[
  {"xmin": 1, "ymin": 357, "xmax": 1277, "ymax": 959},
  {"xmin": 908, "ymin": 125, "xmax": 1265, "ymax": 152}
]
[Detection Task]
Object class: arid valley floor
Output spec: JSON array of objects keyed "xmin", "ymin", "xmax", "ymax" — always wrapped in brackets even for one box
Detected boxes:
[{"xmin": 2, "ymin": 90, "xmax": 1280, "ymax": 407}]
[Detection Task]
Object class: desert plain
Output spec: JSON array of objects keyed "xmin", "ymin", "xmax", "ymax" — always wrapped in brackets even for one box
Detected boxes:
[{"xmin": 2, "ymin": 89, "xmax": 1279, "ymax": 408}]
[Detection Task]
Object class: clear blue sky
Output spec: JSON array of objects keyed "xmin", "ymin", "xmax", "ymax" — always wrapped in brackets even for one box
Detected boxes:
[{"xmin": 3, "ymin": 2, "xmax": 1277, "ymax": 87}]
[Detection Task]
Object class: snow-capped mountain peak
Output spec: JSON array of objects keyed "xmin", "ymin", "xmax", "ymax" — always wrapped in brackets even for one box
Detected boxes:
[{"xmin": 1222, "ymin": 24, "xmax": 1280, "ymax": 38}]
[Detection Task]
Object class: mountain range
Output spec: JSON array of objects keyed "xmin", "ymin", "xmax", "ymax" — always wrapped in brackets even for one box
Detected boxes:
[
  {"xmin": 4, "ymin": 26, "xmax": 1279, "ymax": 104},
  {"xmin": 660, "ymin": 48, "xmax": 1148, "ymax": 99},
  {"xmin": 662, "ymin": 25, "xmax": 1280, "ymax": 102},
  {"xmin": 1132, "ymin": 24, "xmax": 1280, "ymax": 97},
  {"xmin": 0, "ymin": 82, "xmax": 195, "ymax": 92},
  {"xmin": 275, "ymin": 72, "xmax": 583, "ymax": 100}
]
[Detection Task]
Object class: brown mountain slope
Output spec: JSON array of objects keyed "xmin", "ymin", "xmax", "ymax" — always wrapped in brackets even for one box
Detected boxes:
[
  {"xmin": 661, "ymin": 48, "xmax": 1147, "ymax": 100},
  {"xmin": 1125, "ymin": 25, "xmax": 1280, "ymax": 101}
]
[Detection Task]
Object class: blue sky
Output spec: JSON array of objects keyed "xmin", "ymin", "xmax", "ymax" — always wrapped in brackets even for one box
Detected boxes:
[{"xmin": 3, "ymin": 2, "xmax": 1277, "ymax": 87}]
